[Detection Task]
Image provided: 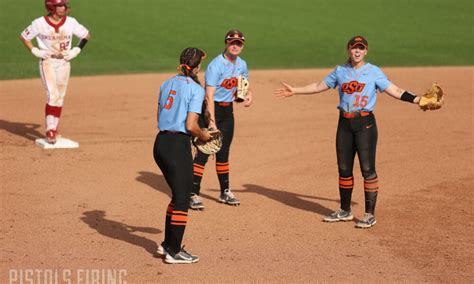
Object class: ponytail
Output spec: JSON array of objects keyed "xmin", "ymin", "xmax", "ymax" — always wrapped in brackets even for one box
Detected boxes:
[{"xmin": 178, "ymin": 47, "xmax": 206, "ymax": 85}]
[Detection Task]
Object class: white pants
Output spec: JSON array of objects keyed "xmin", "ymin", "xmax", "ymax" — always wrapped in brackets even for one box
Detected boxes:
[
  {"xmin": 39, "ymin": 58, "xmax": 71, "ymax": 131},
  {"xmin": 39, "ymin": 58, "xmax": 71, "ymax": 107}
]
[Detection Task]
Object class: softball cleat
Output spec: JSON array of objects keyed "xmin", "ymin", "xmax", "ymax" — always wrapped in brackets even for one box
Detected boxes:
[
  {"xmin": 219, "ymin": 189, "xmax": 240, "ymax": 206},
  {"xmin": 355, "ymin": 213, "xmax": 377, "ymax": 228},
  {"xmin": 189, "ymin": 194, "xmax": 205, "ymax": 210},
  {"xmin": 323, "ymin": 209, "xmax": 354, "ymax": 222},
  {"xmin": 45, "ymin": 129, "xmax": 57, "ymax": 144}
]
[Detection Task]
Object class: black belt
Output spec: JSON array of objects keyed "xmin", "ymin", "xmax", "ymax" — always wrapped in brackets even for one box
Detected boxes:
[{"xmin": 159, "ymin": 130, "xmax": 189, "ymax": 136}]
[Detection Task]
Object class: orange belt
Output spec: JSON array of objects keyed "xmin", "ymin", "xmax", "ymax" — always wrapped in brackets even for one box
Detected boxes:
[
  {"xmin": 217, "ymin": 102, "xmax": 232, "ymax": 107},
  {"xmin": 341, "ymin": 111, "xmax": 371, "ymax": 118}
]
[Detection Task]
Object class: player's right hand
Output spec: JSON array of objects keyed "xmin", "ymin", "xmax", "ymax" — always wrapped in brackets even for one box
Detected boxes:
[
  {"xmin": 274, "ymin": 82, "xmax": 295, "ymax": 98},
  {"xmin": 200, "ymin": 128, "xmax": 213, "ymax": 142},
  {"xmin": 31, "ymin": 47, "xmax": 50, "ymax": 59}
]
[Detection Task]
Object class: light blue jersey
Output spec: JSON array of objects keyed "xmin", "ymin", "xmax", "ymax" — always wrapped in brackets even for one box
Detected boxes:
[
  {"xmin": 205, "ymin": 54, "xmax": 249, "ymax": 102},
  {"xmin": 324, "ymin": 63, "xmax": 391, "ymax": 112},
  {"xmin": 158, "ymin": 75, "xmax": 205, "ymax": 133}
]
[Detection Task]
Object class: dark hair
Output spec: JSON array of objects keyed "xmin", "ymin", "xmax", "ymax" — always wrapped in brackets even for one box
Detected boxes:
[{"xmin": 179, "ymin": 47, "xmax": 206, "ymax": 85}]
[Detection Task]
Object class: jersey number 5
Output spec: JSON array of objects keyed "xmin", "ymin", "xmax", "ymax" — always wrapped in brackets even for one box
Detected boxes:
[
  {"xmin": 164, "ymin": 90, "xmax": 176, "ymax": 109},
  {"xmin": 353, "ymin": 95, "xmax": 368, "ymax": 108}
]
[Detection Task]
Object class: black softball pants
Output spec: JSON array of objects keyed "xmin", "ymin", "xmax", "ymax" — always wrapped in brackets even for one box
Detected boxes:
[
  {"xmin": 336, "ymin": 112, "xmax": 379, "ymax": 214},
  {"xmin": 153, "ymin": 131, "xmax": 193, "ymax": 254},
  {"xmin": 192, "ymin": 102, "xmax": 234, "ymax": 195}
]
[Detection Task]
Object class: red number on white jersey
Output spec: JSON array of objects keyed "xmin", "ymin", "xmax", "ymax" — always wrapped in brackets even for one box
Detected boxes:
[{"xmin": 59, "ymin": 41, "xmax": 70, "ymax": 51}]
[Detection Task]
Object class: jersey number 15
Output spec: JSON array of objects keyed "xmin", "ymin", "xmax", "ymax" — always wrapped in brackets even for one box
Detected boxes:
[{"xmin": 353, "ymin": 95, "xmax": 368, "ymax": 108}]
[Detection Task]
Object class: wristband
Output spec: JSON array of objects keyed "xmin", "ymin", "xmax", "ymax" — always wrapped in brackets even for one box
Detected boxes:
[
  {"xmin": 401, "ymin": 91, "xmax": 417, "ymax": 103},
  {"xmin": 77, "ymin": 38, "xmax": 88, "ymax": 49}
]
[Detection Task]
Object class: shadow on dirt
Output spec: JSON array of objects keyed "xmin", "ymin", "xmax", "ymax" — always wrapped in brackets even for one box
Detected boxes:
[
  {"xmin": 136, "ymin": 171, "xmax": 171, "ymax": 198},
  {"xmin": 235, "ymin": 184, "xmax": 352, "ymax": 216},
  {"xmin": 80, "ymin": 210, "xmax": 161, "ymax": 255},
  {"xmin": 0, "ymin": 119, "xmax": 42, "ymax": 141},
  {"xmin": 136, "ymin": 170, "xmax": 220, "ymax": 202},
  {"xmin": 135, "ymin": 171, "xmax": 354, "ymax": 216}
]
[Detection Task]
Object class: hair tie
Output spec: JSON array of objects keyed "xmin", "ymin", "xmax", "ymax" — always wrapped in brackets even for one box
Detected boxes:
[{"xmin": 179, "ymin": 64, "xmax": 192, "ymax": 71}]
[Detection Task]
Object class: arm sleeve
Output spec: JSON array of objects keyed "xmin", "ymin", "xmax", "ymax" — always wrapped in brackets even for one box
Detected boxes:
[
  {"xmin": 374, "ymin": 67, "xmax": 391, "ymax": 92},
  {"xmin": 323, "ymin": 67, "xmax": 338, "ymax": 89},
  {"xmin": 71, "ymin": 18, "xmax": 89, "ymax": 39},
  {"xmin": 205, "ymin": 63, "xmax": 219, "ymax": 87},
  {"xmin": 188, "ymin": 87, "xmax": 205, "ymax": 114},
  {"xmin": 20, "ymin": 21, "xmax": 38, "ymax": 41}
]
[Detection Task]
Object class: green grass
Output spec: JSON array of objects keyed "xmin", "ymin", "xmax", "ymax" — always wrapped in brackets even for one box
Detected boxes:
[{"xmin": 1, "ymin": 0, "xmax": 472, "ymax": 80}]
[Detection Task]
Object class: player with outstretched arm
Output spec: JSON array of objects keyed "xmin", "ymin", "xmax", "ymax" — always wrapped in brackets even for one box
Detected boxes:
[{"xmin": 275, "ymin": 36, "xmax": 424, "ymax": 228}]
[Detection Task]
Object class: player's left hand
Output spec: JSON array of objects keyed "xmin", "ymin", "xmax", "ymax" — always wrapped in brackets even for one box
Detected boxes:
[
  {"xmin": 63, "ymin": 47, "xmax": 81, "ymax": 61},
  {"xmin": 419, "ymin": 83, "xmax": 445, "ymax": 111},
  {"xmin": 275, "ymin": 82, "xmax": 295, "ymax": 98},
  {"xmin": 244, "ymin": 90, "xmax": 253, "ymax": 107}
]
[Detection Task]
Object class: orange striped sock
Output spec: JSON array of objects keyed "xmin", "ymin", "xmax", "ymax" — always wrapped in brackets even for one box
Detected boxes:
[
  {"xmin": 364, "ymin": 177, "xmax": 379, "ymax": 214},
  {"xmin": 339, "ymin": 176, "xmax": 354, "ymax": 211},
  {"xmin": 170, "ymin": 210, "xmax": 188, "ymax": 226},
  {"xmin": 364, "ymin": 177, "xmax": 379, "ymax": 192},
  {"xmin": 216, "ymin": 162, "xmax": 229, "ymax": 174},
  {"xmin": 193, "ymin": 163, "xmax": 205, "ymax": 177}
]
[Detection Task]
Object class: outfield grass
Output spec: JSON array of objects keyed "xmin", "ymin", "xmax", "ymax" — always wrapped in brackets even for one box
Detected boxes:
[{"xmin": 0, "ymin": 0, "xmax": 472, "ymax": 80}]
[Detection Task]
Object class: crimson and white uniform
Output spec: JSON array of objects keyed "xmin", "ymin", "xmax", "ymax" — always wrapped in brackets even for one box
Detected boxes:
[{"xmin": 21, "ymin": 16, "xmax": 89, "ymax": 132}]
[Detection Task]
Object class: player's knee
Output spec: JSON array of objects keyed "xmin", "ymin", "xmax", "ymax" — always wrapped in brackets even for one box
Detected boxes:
[
  {"xmin": 48, "ymin": 93, "xmax": 63, "ymax": 106},
  {"xmin": 216, "ymin": 151, "xmax": 229, "ymax": 162},
  {"xmin": 338, "ymin": 170, "xmax": 353, "ymax": 178},
  {"xmin": 216, "ymin": 157, "xmax": 229, "ymax": 167},
  {"xmin": 362, "ymin": 170, "xmax": 377, "ymax": 180},
  {"xmin": 194, "ymin": 153, "xmax": 209, "ymax": 165}
]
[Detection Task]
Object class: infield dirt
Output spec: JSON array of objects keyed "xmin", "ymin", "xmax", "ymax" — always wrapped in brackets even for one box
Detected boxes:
[{"xmin": 1, "ymin": 67, "xmax": 473, "ymax": 282}]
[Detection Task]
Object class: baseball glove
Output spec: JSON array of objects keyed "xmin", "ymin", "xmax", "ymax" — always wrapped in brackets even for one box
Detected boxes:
[
  {"xmin": 192, "ymin": 129, "xmax": 223, "ymax": 155},
  {"xmin": 235, "ymin": 75, "xmax": 249, "ymax": 103},
  {"xmin": 419, "ymin": 83, "xmax": 445, "ymax": 111}
]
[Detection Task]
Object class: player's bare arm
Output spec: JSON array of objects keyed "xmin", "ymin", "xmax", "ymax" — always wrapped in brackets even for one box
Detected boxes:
[
  {"xmin": 384, "ymin": 83, "xmax": 421, "ymax": 104},
  {"xmin": 244, "ymin": 88, "xmax": 253, "ymax": 107},
  {"xmin": 19, "ymin": 37, "xmax": 34, "ymax": 50},
  {"xmin": 275, "ymin": 81, "xmax": 330, "ymax": 98},
  {"xmin": 186, "ymin": 112, "xmax": 212, "ymax": 142},
  {"xmin": 204, "ymin": 86, "xmax": 217, "ymax": 129},
  {"xmin": 20, "ymin": 36, "xmax": 50, "ymax": 59}
]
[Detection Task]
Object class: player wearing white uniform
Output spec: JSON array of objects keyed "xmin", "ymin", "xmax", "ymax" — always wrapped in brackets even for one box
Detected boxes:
[
  {"xmin": 20, "ymin": 0, "xmax": 90, "ymax": 144},
  {"xmin": 275, "ymin": 36, "xmax": 422, "ymax": 228}
]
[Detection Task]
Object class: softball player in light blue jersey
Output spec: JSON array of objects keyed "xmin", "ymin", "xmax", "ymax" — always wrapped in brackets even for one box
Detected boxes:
[
  {"xmin": 205, "ymin": 54, "xmax": 249, "ymax": 102},
  {"xmin": 190, "ymin": 29, "xmax": 253, "ymax": 210},
  {"xmin": 275, "ymin": 36, "xmax": 422, "ymax": 229},
  {"xmin": 157, "ymin": 75, "xmax": 205, "ymax": 133},
  {"xmin": 325, "ymin": 63, "xmax": 391, "ymax": 113},
  {"xmin": 153, "ymin": 47, "xmax": 212, "ymax": 264}
]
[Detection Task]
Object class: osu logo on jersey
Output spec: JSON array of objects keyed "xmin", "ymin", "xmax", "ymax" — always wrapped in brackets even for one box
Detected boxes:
[
  {"xmin": 220, "ymin": 77, "xmax": 238, "ymax": 90},
  {"xmin": 341, "ymin": 80, "xmax": 365, "ymax": 94}
]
